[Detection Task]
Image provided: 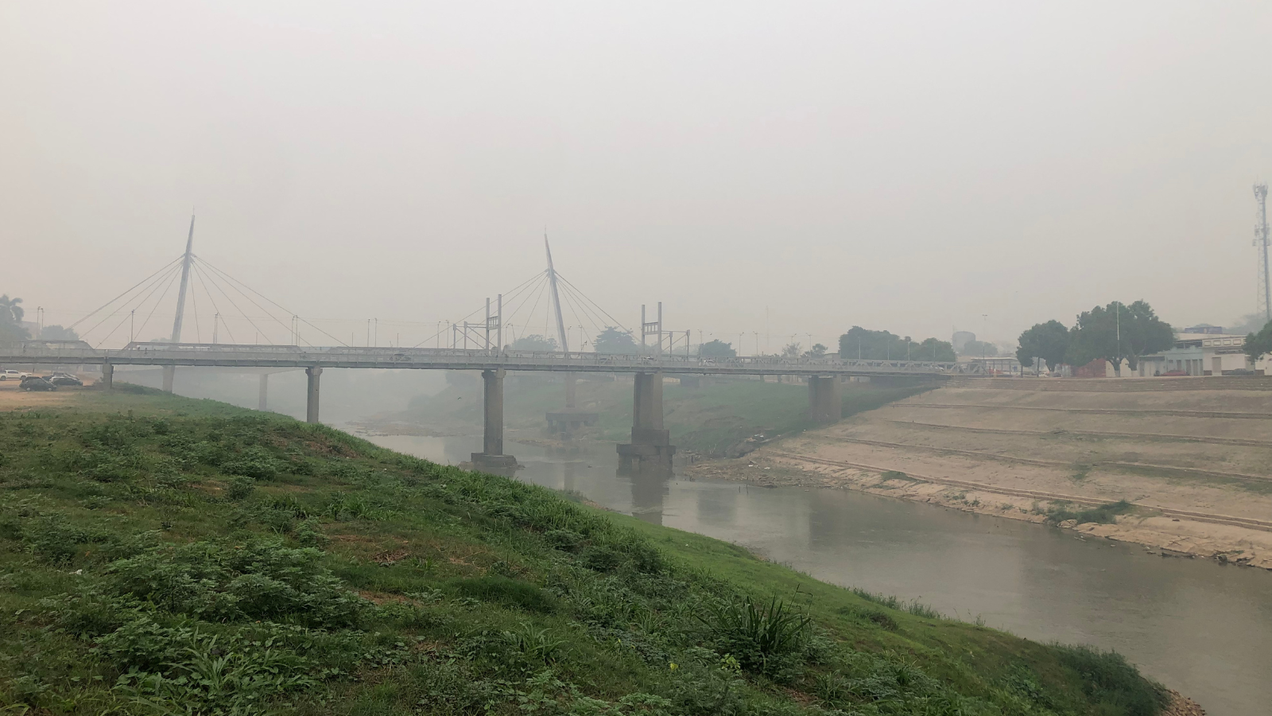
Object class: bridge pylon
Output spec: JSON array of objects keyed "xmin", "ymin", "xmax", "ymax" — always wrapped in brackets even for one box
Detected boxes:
[
  {"xmin": 617, "ymin": 371, "xmax": 675, "ymax": 472},
  {"xmin": 471, "ymin": 369, "xmax": 518, "ymax": 474}
]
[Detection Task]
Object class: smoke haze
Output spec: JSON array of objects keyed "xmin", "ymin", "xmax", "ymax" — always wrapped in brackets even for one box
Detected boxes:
[{"xmin": 3, "ymin": 2, "xmax": 1270, "ymax": 349}]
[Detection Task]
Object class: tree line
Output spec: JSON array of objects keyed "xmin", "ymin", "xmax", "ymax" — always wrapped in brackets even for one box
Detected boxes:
[{"xmin": 1017, "ymin": 301, "xmax": 1175, "ymax": 375}]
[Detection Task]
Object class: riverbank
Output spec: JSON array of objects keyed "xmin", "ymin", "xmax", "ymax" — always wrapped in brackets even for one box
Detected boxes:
[
  {"xmin": 0, "ymin": 387, "xmax": 1189, "ymax": 715},
  {"xmin": 689, "ymin": 378, "xmax": 1272, "ymax": 571}
]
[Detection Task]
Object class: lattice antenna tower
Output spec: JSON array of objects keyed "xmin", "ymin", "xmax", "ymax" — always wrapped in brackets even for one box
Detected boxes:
[{"xmin": 1256, "ymin": 184, "xmax": 1270, "ymax": 322}]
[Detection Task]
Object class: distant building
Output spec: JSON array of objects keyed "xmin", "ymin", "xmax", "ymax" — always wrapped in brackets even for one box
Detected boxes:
[
  {"xmin": 1183, "ymin": 324, "xmax": 1225, "ymax": 335},
  {"xmin": 1137, "ymin": 332, "xmax": 1253, "ymax": 376},
  {"xmin": 951, "ymin": 331, "xmax": 976, "ymax": 353}
]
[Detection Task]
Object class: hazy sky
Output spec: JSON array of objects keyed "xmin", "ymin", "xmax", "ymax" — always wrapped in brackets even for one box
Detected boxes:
[{"xmin": 3, "ymin": 2, "xmax": 1271, "ymax": 352}]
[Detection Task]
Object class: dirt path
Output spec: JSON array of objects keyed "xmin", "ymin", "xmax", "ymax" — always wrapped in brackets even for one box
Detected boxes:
[{"xmin": 689, "ymin": 380, "xmax": 1272, "ymax": 571}]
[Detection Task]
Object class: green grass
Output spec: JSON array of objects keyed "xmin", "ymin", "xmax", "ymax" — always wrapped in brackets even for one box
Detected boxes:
[
  {"xmin": 408, "ymin": 376, "xmax": 935, "ymax": 455},
  {"xmin": 0, "ymin": 388, "xmax": 1170, "ymax": 715}
]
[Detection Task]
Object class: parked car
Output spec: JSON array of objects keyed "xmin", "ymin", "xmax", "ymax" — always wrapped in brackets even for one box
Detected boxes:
[
  {"xmin": 19, "ymin": 376, "xmax": 57, "ymax": 391},
  {"xmin": 48, "ymin": 374, "xmax": 83, "ymax": 387},
  {"xmin": 1224, "ymin": 368, "xmax": 1256, "ymax": 376},
  {"xmin": 1159, "ymin": 370, "xmax": 1188, "ymax": 377},
  {"xmin": 0, "ymin": 370, "xmax": 25, "ymax": 381}
]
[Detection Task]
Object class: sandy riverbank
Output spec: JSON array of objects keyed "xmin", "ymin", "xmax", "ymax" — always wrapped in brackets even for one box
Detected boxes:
[{"xmin": 690, "ymin": 378, "xmax": 1272, "ymax": 572}]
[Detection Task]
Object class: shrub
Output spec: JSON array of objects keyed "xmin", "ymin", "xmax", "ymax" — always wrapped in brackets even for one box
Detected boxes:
[
  {"xmin": 104, "ymin": 538, "xmax": 367, "ymax": 627},
  {"xmin": 221, "ymin": 446, "xmax": 281, "ymax": 480},
  {"xmin": 1049, "ymin": 500, "xmax": 1133, "ymax": 525},
  {"xmin": 225, "ymin": 476, "xmax": 255, "ymax": 501}
]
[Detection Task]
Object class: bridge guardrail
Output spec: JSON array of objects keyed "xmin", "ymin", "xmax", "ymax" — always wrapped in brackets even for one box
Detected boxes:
[{"xmin": 4, "ymin": 341, "xmax": 981, "ymax": 376}]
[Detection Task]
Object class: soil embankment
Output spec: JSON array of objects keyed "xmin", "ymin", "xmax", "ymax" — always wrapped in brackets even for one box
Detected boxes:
[{"xmin": 691, "ymin": 377, "xmax": 1272, "ymax": 571}]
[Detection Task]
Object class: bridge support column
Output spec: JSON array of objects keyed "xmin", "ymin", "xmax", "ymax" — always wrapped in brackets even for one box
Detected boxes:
[
  {"xmin": 617, "ymin": 372, "xmax": 675, "ymax": 471},
  {"xmin": 101, "ymin": 362, "xmax": 113, "ymax": 390},
  {"xmin": 808, "ymin": 375, "xmax": 842, "ymax": 423},
  {"xmin": 162, "ymin": 366, "xmax": 175, "ymax": 393},
  {"xmin": 472, "ymin": 369, "xmax": 517, "ymax": 473},
  {"xmin": 258, "ymin": 374, "xmax": 269, "ymax": 411},
  {"xmin": 305, "ymin": 367, "xmax": 322, "ymax": 424}
]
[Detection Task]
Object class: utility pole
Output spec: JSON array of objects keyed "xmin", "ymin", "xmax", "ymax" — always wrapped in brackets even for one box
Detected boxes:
[{"xmin": 1255, "ymin": 184, "xmax": 1270, "ymax": 322}]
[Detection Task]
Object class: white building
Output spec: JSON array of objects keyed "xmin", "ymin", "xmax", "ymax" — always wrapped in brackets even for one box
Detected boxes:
[{"xmin": 1137, "ymin": 333, "xmax": 1256, "ymax": 376}]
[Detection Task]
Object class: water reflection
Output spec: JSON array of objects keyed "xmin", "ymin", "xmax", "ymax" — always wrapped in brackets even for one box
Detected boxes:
[
  {"xmin": 364, "ymin": 432, "xmax": 1272, "ymax": 716},
  {"xmin": 622, "ymin": 464, "xmax": 672, "ymax": 525}
]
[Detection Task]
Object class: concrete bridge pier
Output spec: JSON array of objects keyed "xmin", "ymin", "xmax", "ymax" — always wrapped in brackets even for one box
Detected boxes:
[
  {"xmin": 617, "ymin": 372, "xmax": 675, "ymax": 471},
  {"xmin": 162, "ymin": 366, "xmax": 176, "ymax": 393},
  {"xmin": 101, "ymin": 362, "xmax": 114, "ymax": 390},
  {"xmin": 472, "ymin": 369, "xmax": 518, "ymax": 473},
  {"xmin": 305, "ymin": 366, "xmax": 322, "ymax": 424},
  {"xmin": 258, "ymin": 374, "xmax": 269, "ymax": 411},
  {"xmin": 808, "ymin": 375, "xmax": 842, "ymax": 423}
]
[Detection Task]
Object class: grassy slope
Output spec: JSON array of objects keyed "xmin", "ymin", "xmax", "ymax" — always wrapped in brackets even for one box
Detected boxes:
[
  {"xmin": 405, "ymin": 378, "xmax": 934, "ymax": 455},
  {"xmin": 0, "ymin": 388, "xmax": 1168, "ymax": 715}
]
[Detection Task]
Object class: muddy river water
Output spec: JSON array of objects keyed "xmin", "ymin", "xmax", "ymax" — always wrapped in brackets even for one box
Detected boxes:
[{"xmin": 366, "ymin": 433, "xmax": 1272, "ymax": 716}]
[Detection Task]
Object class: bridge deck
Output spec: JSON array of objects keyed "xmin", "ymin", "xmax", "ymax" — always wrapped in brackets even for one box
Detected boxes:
[{"xmin": 0, "ymin": 343, "xmax": 977, "ymax": 377}]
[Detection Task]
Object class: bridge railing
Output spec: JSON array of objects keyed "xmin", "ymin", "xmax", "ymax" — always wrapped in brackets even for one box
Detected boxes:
[{"xmin": 5, "ymin": 341, "xmax": 981, "ymax": 375}]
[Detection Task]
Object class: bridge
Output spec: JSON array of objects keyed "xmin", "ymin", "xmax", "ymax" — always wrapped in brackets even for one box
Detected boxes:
[
  {"xmin": 2, "ymin": 340, "xmax": 969, "ymax": 472},
  {"xmin": 12, "ymin": 218, "xmax": 975, "ymax": 473}
]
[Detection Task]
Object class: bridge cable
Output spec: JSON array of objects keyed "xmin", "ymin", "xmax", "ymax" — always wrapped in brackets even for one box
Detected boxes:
[
  {"xmin": 507, "ymin": 273, "xmax": 551, "ymax": 341},
  {"xmin": 189, "ymin": 263, "xmax": 235, "ymax": 343},
  {"xmin": 492, "ymin": 273, "xmax": 549, "ymax": 347},
  {"xmin": 80, "ymin": 261, "xmax": 183, "ymax": 343},
  {"xmin": 190, "ymin": 260, "xmax": 272, "ymax": 344},
  {"xmin": 188, "ymin": 268, "xmax": 202, "ymax": 344},
  {"xmin": 555, "ymin": 272, "xmax": 632, "ymax": 334},
  {"xmin": 94, "ymin": 263, "xmax": 183, "ymax": 347},
  {"xmin": 553, "ymin": 278, "xmax": 596, "ymax": 347},
  {"xmin": 66, "ymin": 254, "xmax": 184, "ymax": 332},
  {"xmin": 193, "ymin": 256, "xmax": 299, "ymax": 345},
  {"xmin": 194, "ymin": 255, "xmax": 348, "ymax": 346},
  {"xmin": 132, "ymin": 265, "xmax": 187, "ymax": 342},
  {"xmin": 189, "ymin": 263, "xmax": 241, "ymax": 343},
  {"xmin": 556, "ymin": 281, "xmax": 607, "ymax": 348},
  {"xmin": 556, "ymin": 279, "xmax": 613, "ymax": 343}
]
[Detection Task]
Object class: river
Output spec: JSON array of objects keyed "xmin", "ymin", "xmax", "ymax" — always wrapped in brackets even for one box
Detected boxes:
[{"xmin": 365, "ymin": 433, "xmax": 1272, "ymax": 716}]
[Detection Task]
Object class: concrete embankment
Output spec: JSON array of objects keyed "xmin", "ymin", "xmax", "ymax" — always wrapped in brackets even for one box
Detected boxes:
[{"xmin": 690, "ymin": 377, "xmax": 1272, "ymax": 571}]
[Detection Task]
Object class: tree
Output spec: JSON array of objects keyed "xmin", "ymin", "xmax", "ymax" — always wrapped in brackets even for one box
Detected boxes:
[
  {"xmin": 1016, "ymin": 320, "xmax": 1070, "ymax": 371},
  {"xmin": 802, "ymin": 343, "xmax": 828, "ymax": 359},
  {"xmin": 915, "ymin": 337, "xmax": 957, "ymax": 362},
  {"xmin": 38, "ymin": 325, "xmax": 79, "ymax": 341},
  {"xmin": 1065, "ymin": 300, "xmax": 1173, "ymax": 376},
  {"xmin": 1244, "ymin": 320, "xmax": 1272, "ymax": 362},
  {"xmin": 960, "ymin": 339, "xmax": 998, "ymax": 357},
  {"xmin": 0, "ymin": 294, "xmax": 28, "ymax": 347},
  {"xmin": 698, "ymin": 339, "xmax": 736, "ymax": 358},
  {"xmin": 0, "ymin": 295, "xmax": 24, "ymax": 324},
  {"xmin": 839, "ymin": 326, "xmax": 954, "ymax": 361},
  {"xmin": 594, "ymin": 327, "xmax": 637, "ymax": 354},
  {"xmin": 781, "ymin": 342, "xmax": 801, "ymax": 359},
  {"xmin": 509, "ymin": 334, "xmax": 558, "ymax": 352}
]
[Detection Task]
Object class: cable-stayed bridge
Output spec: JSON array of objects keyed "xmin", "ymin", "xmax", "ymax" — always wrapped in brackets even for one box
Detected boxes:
[{"xmin": 4, "ymin": 218, "xmax": 974, "ymax": 473}]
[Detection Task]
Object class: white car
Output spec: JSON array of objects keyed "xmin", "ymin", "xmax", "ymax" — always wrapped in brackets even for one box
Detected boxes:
[{"xmin": 0, "ymin": 370, "xmax": 25, "ymax": 381}]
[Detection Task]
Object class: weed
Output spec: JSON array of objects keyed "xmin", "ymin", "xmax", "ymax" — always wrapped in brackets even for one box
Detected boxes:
[{"xmin": 698, "ymin": 595, "xmax": 810, "ymax": 674}]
